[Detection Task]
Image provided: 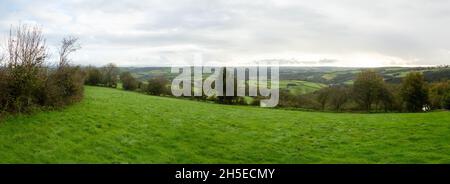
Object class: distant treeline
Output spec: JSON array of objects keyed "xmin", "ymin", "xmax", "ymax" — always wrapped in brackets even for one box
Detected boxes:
[
  {"xmin": 0, "ymin": 24, "xmax": 84, "ymax": 115},
  {"xmin": 278, "ymin": 70, "xmax": 449, "ymax": 112},
  {"xmin": 83, "ymin": 64, "xmax": 171, "ymax": 96}
]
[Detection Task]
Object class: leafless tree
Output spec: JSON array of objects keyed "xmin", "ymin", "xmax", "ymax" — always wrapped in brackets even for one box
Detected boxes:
[
  {"xmin": 59, "ymin": 36, "xmax": 80, "ymax": 67},
  {"xmin": 7, "ymin": 24, "xmax": 47, "ymax": 69},
  {"xmin": 102, "ymin": 63, "xmax": 119, "ymax": 88}
]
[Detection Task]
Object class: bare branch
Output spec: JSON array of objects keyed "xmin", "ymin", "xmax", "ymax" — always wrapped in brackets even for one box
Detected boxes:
[
  {"xmin": 59, "ymin": 36, "xmax": 81, "ymax": 67},
  {"xmin": 7, "ymin": 24, "xmax": 48, "ymax": 69}
]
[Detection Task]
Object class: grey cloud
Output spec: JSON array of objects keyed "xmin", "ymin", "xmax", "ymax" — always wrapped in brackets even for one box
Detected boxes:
[{"xmin": 0, "ymin": 0, "xmax": 449, "ymax": 66}]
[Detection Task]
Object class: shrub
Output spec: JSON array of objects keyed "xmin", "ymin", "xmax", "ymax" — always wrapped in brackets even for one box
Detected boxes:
[
  {"xmin": 0, "ymin": 66, "xmax": 8, "ymax": 113},
  {"xmin": 444, "ymin": 92, "xmax": 450, "ymax": 110},
  {"xmin": 146, "ymin": 77, "xmax": 169, "ymax": 96},
  {"xmin": 44, "ymin": 65, "xmax": 84, "ymax": 107},
  {"xmin": 101, "ymin": 63, "xmax": 119, "ymax": 88},
  {"xmin": 329, "ymin": 86, "xmax": 349, "ymax": 111},
  {"xmin": 120, "ymin": 72, "xmax": 138, "ymax": 91},
  {"xmin": 316, "ymin": 87, "xmax": 331, "ymax": 110},
  {"xmin": 3, "ymin": 24, "xmax": 48, "ymax": 113},
  {"xmin": 429, "ymin": 80, "xmax": 450, "ymax": 109},
  {"xmin": 0, "ymin": 24, "xmax": 84, "ymax": 114},
  {"xmin": 84, "ymin": 66, "xmax": 102, "ymax": 86},
  {"xmin": 401, "ymin": 72, "xmax": 429, "ymax": 112}
]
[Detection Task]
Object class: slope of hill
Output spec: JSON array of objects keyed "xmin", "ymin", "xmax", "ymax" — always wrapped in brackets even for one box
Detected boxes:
[
  {"xmin": 120, "ymin": 66, "xmax": 450, "ymax": 89},
  {"xmin": 0, "ymin": 86, "xmax": 449, "ymax": 163}
]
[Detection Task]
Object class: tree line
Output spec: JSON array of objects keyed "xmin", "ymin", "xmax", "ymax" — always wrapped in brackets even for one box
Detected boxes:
[
  {"xmin": 278, "ymin": 70, "xmax": 449, "ymax": 112},
  {"xmin": 84, "ymin": 65, "xmax": 171, "ymax": 96},
  {"xmin": 0, "ymin": 24, "xmax": 84, "ymax": 115}
]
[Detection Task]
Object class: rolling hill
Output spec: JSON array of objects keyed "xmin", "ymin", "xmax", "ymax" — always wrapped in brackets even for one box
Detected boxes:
[{"xmin": 0, "ymin": 86, "xmax": 449, "ymax": 163}]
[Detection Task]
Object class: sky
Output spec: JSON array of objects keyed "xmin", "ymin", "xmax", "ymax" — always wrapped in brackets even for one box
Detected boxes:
[{"xmin": 1, "ymin": 0, "xmax": 450, "ymax": 67}]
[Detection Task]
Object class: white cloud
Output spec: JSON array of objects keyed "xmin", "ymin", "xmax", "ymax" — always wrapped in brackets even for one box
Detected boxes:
[{"xmin": 0, "ymin": 0, "xmax": 449, "ymax": 66}]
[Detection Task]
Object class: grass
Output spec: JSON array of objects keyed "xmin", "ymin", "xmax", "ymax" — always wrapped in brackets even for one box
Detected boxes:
[
  {"xmin": 0, "ymin": 86, "xmax": 449, "ymax": 163},
  {"xmin": 279, "ymin": 80, "xmax": 327, "ymax": 95}
]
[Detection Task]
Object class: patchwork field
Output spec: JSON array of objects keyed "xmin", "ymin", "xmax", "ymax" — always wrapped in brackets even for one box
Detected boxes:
[{"xmin": 0, "ymin": 86, "xmax": 449, "ymax": 163}]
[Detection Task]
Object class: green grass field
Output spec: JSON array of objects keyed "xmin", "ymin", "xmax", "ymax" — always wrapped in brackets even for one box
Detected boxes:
[
  {"xmin": 0, "ymin": 86, "xmax": 449, "ymax": 163},
  {"xmin": 279, "ymin": 80, "xmax": 327, "ymax": 95}
]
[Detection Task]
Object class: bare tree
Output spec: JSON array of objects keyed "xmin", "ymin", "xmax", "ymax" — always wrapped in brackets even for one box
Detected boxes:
[
  {"xmin": 7, "ymin": 24, "xmax": 47, "ymax": 69},
  {"xmin": 59, "ymin": 36, "xmax": 80, "ymax": 67},
  {"xmin": 102, "ymin": 63, "xmax": 119, "ymax": 88}
]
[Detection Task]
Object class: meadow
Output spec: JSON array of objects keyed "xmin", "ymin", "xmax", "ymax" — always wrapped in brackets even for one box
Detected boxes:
[{"xmin": 0, "ymin": 86, "xmax": 449, "ymax": 163}]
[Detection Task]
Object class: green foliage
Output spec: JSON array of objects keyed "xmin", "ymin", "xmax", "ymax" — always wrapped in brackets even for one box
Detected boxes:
[
  {"xmin": 84, "ymin": 66, "xmax": 102, "ymax": 86},
  {"xmin": 316, "ymin": 87, "xmax": 330, "ymax": 110},
  {"xmin": 101, "ymin": 63, "xmax": 119, "ymax": 88},
  {"xmin": 429, "ymin": 80, "xmax": 450, "ymax": 110},
  {"xmin": 43, "ymin": 65, "xmax": 85, "ymax": 107},
  {"xmin": 146, "ymin": 77, "xmax": 169, "ymax": 96},
  {"xmin": 444, "ymin": 93, "xmax": 450, "ymax": 110},
  {"xmin": 0, "ymin": 25, "xmax": 84, "ymax": 114},
  {"xmin": 329, "ymin": 86, "xmax": 349, "ymax": 111},
  {"xmin": 353, "ymin": 70, "xmax": 385, "ymax": 112},
  {"xmin": 84, "ymin": 64, "xmax": 119, "ymax": 88},
  {"xmin": 120, "ymin": 72, "xmax": 138, "ymax": 91},
  {"xmin": 401, "ymin": 72, "xmax": 429, "ymax": 112}
]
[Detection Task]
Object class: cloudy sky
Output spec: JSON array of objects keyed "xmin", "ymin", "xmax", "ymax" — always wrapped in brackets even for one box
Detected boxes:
[{"xmin": 1, "ymin": 0, "xmax": 450, "ymax": 67}]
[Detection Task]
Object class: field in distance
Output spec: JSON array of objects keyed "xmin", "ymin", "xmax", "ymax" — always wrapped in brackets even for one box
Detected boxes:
[
  {"xmin": 0, "ymin": 86, "xmax": 448, "ymax": 163},
  {"xmin": 120, "ymin": 66, "xmax": 450, "ymax": 95}
]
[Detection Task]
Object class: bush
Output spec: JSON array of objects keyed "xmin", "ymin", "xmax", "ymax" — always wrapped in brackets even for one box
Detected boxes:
[
  {"xmin": 401, "ymin": 72, "xmax": 429, "ymax": 112},
  {"xmin": 44, "ymin": 65, "xmax": 84, "ymax": 107},
  {"xmin": 429, "ymin": 80, "xmax": 450, "ymax": 110},
  {"xmin": 120, "ymin": 72, "xmax": 138, "ymax": 91},
  {"xmin": 146, "ymin": 77, "xmax": 169, "ymax": 96},
  {"xmin": 0, "ymin": 24, "xmax": 84, "ymax": 114},
  {"xmin": 101, "ymin": 63, "xmax": 119, "ymax": 88},
  {"xmin": 329, "ymin": 86, "xmax": 349, "ymax": 111},
  {"xmin": 0, "ymin": 66, "xmax": 8, "ymax": 113},
  {"xmin": 84, "ymin": 64, "xmax": 119, "ymax": 88},
  {"xmin": 3, "ymin": 25, "xmax": 48, "ymax": 113},
  {"xmin": 444, "ymin": 93, "xmax": 450, "ymax": 110},
  {"xmin": 84, "ymin": 66, "xmax": 102, "ymax": 86}
]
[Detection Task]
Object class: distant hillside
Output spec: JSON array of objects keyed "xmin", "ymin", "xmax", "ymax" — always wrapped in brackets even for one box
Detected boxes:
[{"xmin": 120, "ymin": 66, "xmax": 450, "ymax": 85}]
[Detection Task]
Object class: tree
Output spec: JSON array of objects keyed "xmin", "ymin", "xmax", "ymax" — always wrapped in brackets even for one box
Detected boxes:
[
  {"xmin": 278, "ymin": 89, "xmax": 298, "ymax": 107},
  {"xmin": 429, "ymin": 80, "xmax": 450, "ymax": 109},
  {"xmin": 146, "ymin": 76, "xmax": 169, "ymax": 95},
  {"xmin": 377, "ymin": 84, "xmax": 399, "ymax": 112},
  {"xmin": 444, "ymin": 93, "xmax": 450, "ymax": 110},
  {"xmin": 4, "ymin": 24, "xmax": 48, "ymax": 112},
  {"xmin": 401, "ymin": 72, "xmax": 429, "ymax": 112},
  {"xmin": 101, "ymin": 63, "xmax": 118, "ymax": 88},
  {"xmin": 84, "ymin": 66, "xmax": 102, "ymax": 86},
  {"xmin": 316, "ymin": 87, "xmax": 331, "ymax": 110},
  {"xmin": 329, "ymin": 86, "xmax": 349, "ymax": 111},
  {"xmin": 46, "ymin": 36, "xmax": 84, "ymax": 106},
  {"xmin": 216, "ymin": 67, "xmax": 239, "ymax": 104},
  {"xmin": 58, "ymin": 36, "xmax": 80, "ymax": 66},
  {"xmin": 353, "ymin": 70, "xmax": 384, "ymax": 112},
  {"xmin": 120, "ymin": 72, "xmax": 138, "ymax": 91}
]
